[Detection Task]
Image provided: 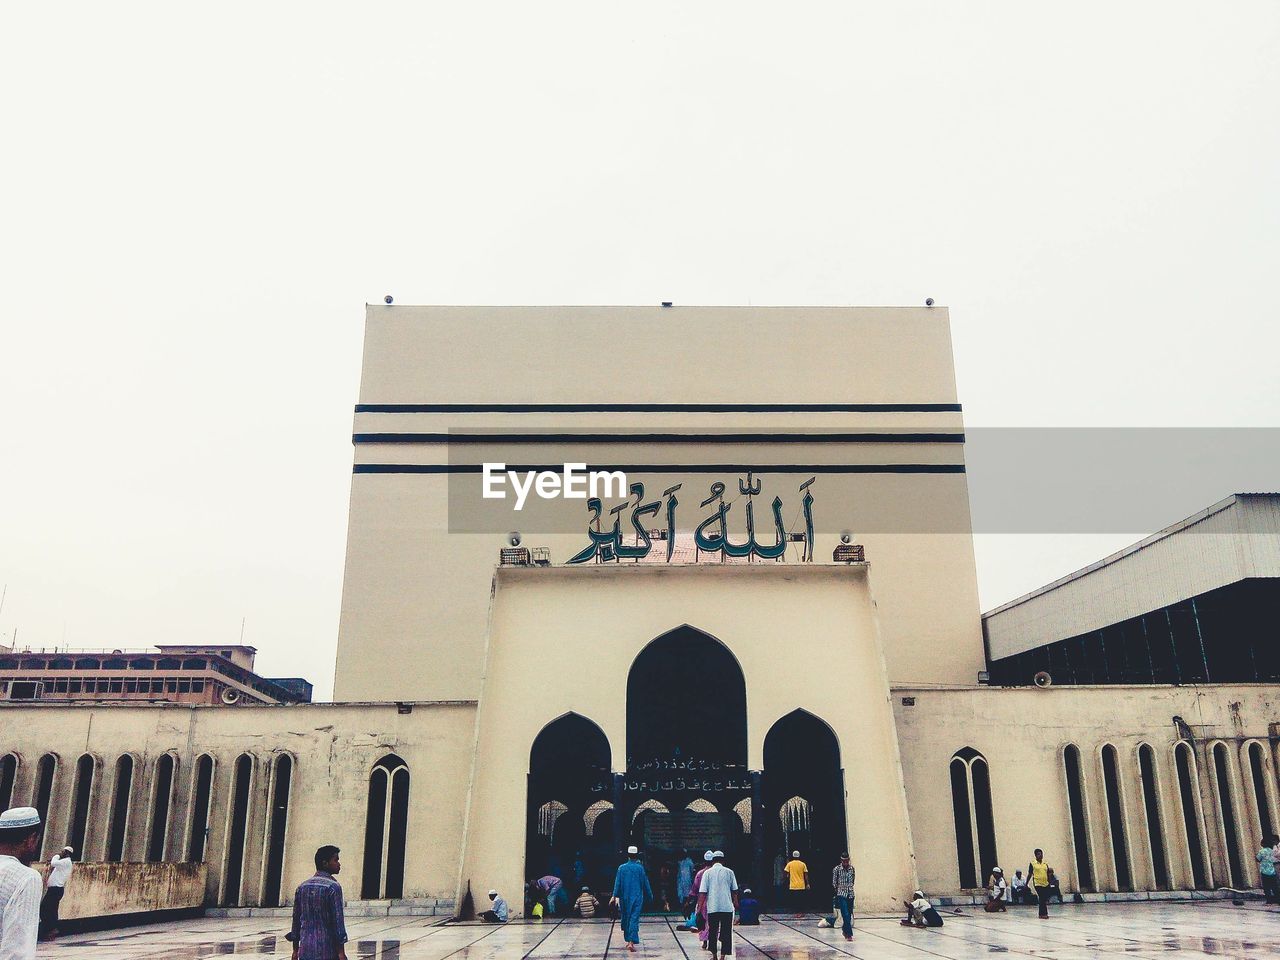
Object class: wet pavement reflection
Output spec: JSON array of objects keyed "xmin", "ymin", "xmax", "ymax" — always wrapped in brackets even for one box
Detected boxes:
[{"xmin": 36, "ymin": 902, "xmax": 1280, "ymax": 960}]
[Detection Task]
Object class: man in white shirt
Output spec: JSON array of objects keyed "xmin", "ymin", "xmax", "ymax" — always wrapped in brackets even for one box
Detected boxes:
[
  {"xmin": 40, "ymin": 846, "xmax": 74, "ymax": 940},
  {"xmin": 697, "ymin": 852, "xmax": 738, "ymax": 960},
  {"xmin": 0, "ymin": 806, "xmax": 44, "ymax": 960},
  {"xmin": 1009, "ymin": 870, "xmax": 1027, "ymax": 905}
]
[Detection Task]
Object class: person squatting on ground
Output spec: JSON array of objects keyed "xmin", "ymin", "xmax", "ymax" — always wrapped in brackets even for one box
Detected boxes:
[
  {"xmin": 480, "ymin": 889, "xmax": 508, "ymax": 923},
  {"xmin": 1259, "ymin": 833, "xmax": 1279, "ymax": 905},
  {"xmin": 984, "ymin": 867, "xmax": 1007, "ymax": 912},
  {"xmin": 289, "ymin": 845, "xmax": 348, "ymax": 960},
  {"xmin": 1028, "ymin": 849, "xmax": 1052, "ymax": 919},
  {"xmin": 902, "ymin": 890, "xmax": 944, "ymax": 928},
  {"xmin": 698, "ymin": 851, "xmax": 738, "ymax": 960},
  {"xmin": 611, "ymin": 846, "xmax": 652, "ymax": 952},
  {"xmin": 736, "ymin": 888, "xmax": 760, "ymax": 925},
  {"xmin": 831, "ymin": 853, "xmax": 855, "ymax": 940},
  {"xmin": 39, "ymin": 846, "xmax": 74, "ymax": 940},
  {"xmin": 0, "ymin": 807, "xmax": 44, "ymax": 960}
]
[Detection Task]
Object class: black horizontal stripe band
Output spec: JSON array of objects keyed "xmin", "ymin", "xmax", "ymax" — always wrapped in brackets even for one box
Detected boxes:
[
  {"xmin": 354, "ymin": 463, "xmax": 965, "ymax": 475},
  {"xmin": 353, "ymin": 432, "xmax": 965, "ymax": 444},
  {"xmin": 355, "ymin": 402, "xmax": 962, "ymax": 414}
]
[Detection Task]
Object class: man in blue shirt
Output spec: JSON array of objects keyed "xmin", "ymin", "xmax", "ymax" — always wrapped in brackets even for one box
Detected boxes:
[
  {"xmin": 480, "ymin": 889, "xmax": 509, "ymax": 922},
  {"xmin": 290, "ymin": 845, "xmax": 348, "ymax": 960}
]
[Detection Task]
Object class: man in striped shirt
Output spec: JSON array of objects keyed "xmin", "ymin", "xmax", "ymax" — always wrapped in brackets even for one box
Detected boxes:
[{"xmin": 290, "ymin": 845, "xmax": 348, "ymax": 960}]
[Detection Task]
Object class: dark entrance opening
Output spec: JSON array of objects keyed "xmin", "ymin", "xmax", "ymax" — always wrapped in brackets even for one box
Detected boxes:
[
  {"xmin": 763, "ymin": 709, "xmax": 846, "ymax": 910},
  {"xmin": 147, "ymin": 754, "xmax": 175, "ymax": 862},
  {"xmin": 262, "ymin": 755, "xmax": 293, "ymax": 907},
  {"xmin": 187, "ymin": 755, "xmax": 214, "ymax": 862},
  {"xmin": 526, "ymin": 713, "xmax": 613, "ymax": 900},
  {"xmin": 222, "ymin": 754, "xmax": 253, "ymax": 906},
  {"xmin": 624, "ymin": 627, "xmax": 750, "ymax": 905}
]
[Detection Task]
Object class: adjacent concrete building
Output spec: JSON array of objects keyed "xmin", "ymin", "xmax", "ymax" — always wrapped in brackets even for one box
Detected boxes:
[{"xmin": 0, "ymin": 643, "xmax": 311, "ymax": 706}]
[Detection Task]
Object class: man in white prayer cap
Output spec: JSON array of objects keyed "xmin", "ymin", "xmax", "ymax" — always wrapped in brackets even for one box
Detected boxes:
[
  {"xmin": 480, "ymin": 889, "xmax": 508, "ymax": 923},
  {"xmin": 691, "ymin": 851, "xmax": 715, "ymax": 950},
  {"xmin": 0, "ymin": 807, "xmax": 44, "ymax": 960},
  {"xmin": 610, "ymin": 846, "xmax": 651, "ymax": 951}
]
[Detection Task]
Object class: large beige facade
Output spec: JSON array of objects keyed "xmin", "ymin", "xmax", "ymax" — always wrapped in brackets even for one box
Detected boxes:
[
  {"xmin": 335, "ymin": 305, "xmax": 985, "ymax": 702},
  {"xmin": 2, "ymin": 304, "xmax": 1277, "ymax": 923}
]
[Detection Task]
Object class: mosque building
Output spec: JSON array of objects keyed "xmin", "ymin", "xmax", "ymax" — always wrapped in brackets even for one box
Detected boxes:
[{"xmin": 0, "ymin": 305, "xmax": 1276, "ymax": 924}]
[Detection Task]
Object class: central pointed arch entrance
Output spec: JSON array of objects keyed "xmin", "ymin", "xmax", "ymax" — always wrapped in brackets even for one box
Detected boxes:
[
  {"xmin": 623, "ymin": 626, "xmax": 751, "ymax": 900},
  {"xmin": 763, "ymin": 709, "xmax": 847, "ymax": 909}
]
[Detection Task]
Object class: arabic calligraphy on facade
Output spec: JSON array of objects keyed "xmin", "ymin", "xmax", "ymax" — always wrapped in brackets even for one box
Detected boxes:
[{"xmin": 567, "ymin": 474, "xmax": 817, "ymax": 564}]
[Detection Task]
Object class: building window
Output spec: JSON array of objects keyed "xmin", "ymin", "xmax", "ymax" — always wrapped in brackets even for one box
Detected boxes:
[
  {"xmin": 34, "ymin": 754, "xmax": 57, "ymax": 858},
  {"xmin": 949, "ymin": 748, "xmax": 998, "ymax": 889},
  {"xmin": 1245, "ymin": 742, "xmax": 1276, "ymax": 841},
  {"xmin": 1174, "ymin": 742, "xmax": 1209, "ymax": 888},
  {"xmin": 1211, "ymin": 742, "xmax": 1245, "ymax": 888},
  {"xmin": 361, "ymin": 755, "xmax": 410, "ymax": 899},
  {"xmin": 107, "ymin": 755, "xmax": 134, "ymax": 862},
  {"xmin": 1136, "ymin": 744, "xmax": 1170, "ymax": 889},
  {"xmin": 68, "ymin": 755, "xmax": 97, "ymax": 858},
  {"xmin": 222, "ymin": 754, "xmax": 254, "ymax": 906},
  {"xmin": 1063, "ymin": 744, "xmax": 1094, "ymax": 891},
  {"xmin": 147, "ymin": 755, "xmax": 176, "ymax": 862},
  {"xmin": 1100, "ymin": 744, "xmax": 1132, "ymax": 890},
  {"xmin": 261, "ymin": 755, "xmax": 294, "ymax": 907},
  {"xmin": 187, "ymin": 755, "xmax": 215, "ymax": 862}
]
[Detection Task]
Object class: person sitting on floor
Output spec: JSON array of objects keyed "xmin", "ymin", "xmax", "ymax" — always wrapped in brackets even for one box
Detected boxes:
[
  {"xmin": 737, "ymin": 888, "xmax": 761, "ymax": 925},
  {"xmin": 1045, "ymin": 868, "xmax": 1064, "ymax": 904},
  {"xmin": 901, "ymin": 891, "xmax": 944, "ymax": 928},
  {"xmin": 1009, "ymin": 870, "xmax": 1028, "ymax": 905},
  {"xmin": 480, "ymin": 889, "xmax": 509, "ymax": 923},
  {"xmin": 574, "ymin": 886, "xmax": 599, "ymax": 919}
]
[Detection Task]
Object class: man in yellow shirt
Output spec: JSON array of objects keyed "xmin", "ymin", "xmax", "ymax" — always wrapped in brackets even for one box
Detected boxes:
[
  {"xmin": 784, "ymin": 850, "xmax": 809, "ymax": 916},
  {"xmin": 1027, "ymin": 849, "xmax": 1052, "ymax": 919}
]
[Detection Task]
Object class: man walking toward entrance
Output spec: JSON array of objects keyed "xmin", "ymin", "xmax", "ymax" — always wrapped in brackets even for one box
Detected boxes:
[
  {"xmin": 611, "ymin": 846, "xmax": 652, "ymax": 952},
  {"xmin": 289, "ymin": 845, "xmax": 348, "ymax": 960},
  {"xmin": 784, "ymin": 851, "xmax": 809, "ymax": 916},
  {"xmin": 676, "ymin": 849, "xmax": 696, "ymax": 908},
  {"xmin": 831, "ymin": 853, "xmax": 855, "ymax": 940},
  {"xmin": 699, "ymin": 851, "xmax": 738, "ymax": 960}
]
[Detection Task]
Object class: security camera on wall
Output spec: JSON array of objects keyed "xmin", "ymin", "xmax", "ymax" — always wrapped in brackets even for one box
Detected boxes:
[{"xmin": 507, "ymin": 532, "xmax": 522, "ymax": 547}]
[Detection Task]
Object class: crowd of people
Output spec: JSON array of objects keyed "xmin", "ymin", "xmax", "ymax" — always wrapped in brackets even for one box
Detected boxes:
[{"xmin": 4, "ymin": 800, "xmax": 1280, "ymax": 959}]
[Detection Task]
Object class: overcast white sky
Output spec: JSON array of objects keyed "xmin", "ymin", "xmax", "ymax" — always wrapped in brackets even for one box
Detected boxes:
[{"xmin": 2, "ymin": 3, "xmax": 1277, "ymax": 699}]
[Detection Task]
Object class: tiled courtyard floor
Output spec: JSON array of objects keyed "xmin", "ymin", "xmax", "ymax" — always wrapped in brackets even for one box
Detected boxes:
[{"xmin": 37, "ymin": 902, "xmax": 1280, "ymax": 960}]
